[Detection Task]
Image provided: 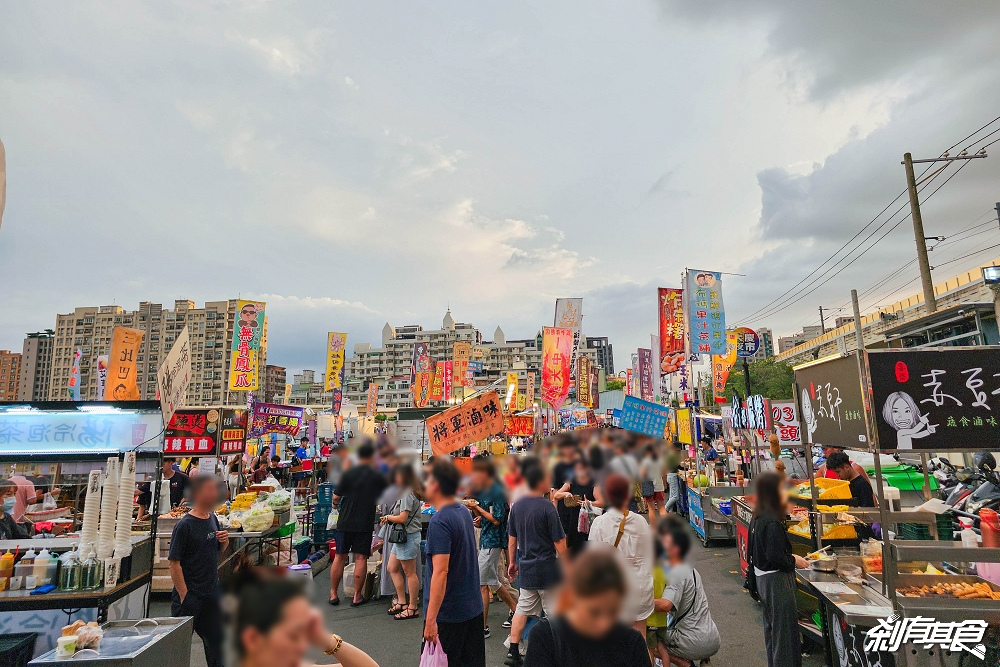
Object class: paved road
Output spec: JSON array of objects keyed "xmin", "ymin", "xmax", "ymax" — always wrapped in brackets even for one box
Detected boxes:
[{"xmin": 153, "ymin": 537, "xmax": 826, "ymax": 666}]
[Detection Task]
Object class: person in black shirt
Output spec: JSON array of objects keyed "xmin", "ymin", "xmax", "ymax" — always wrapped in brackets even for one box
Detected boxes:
[
  {"xmin": 826, "ymin": 452, "xmax": 876, "ymax": 508},
  {"xmin": 137, "ymin": 458, "xmax": 189, "ymax": 519},
  {"xmin": 328, "ymin": 441, "xmax": 387, "ymax": 606},
  {"xmin": 0, "ymin": 481, "xmax": 30, "ymax": 540},
  {"xmin": 169, "ymin": 475, "xmax": 229, "ymax": 667},
  {"xmin": 552, "ymin": 459, "xmax": 599, "ymax": 555},
  {"xmin": 750, "ymin": 472, "xmax": 809, "ymax": 667},
  {"xmin": 523, "ymin": 543, "xmax": 649, "ymax": 667}
]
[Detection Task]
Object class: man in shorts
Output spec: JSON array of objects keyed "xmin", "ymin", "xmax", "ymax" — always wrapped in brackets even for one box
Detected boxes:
[{"xmin": 469, "ymin": 456, "xmax": 517, "ymax": 639}]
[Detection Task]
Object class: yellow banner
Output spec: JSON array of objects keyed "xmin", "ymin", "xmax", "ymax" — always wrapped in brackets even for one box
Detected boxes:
[
  {"xmin": 430, "ymin": 362, "xmax": 445, "ymax": 401},
  {"xmin": 325, "ymin": 332, "xmax": 348, "ymax": 391},
  {"xmin": 712, "ymin": 330, "xmax": 739, "ymax": 403},
  {"xmin": 229, "ymin": 299, "xmax": 265, "ymax": 391},
  {"xmin": 676, "ymin": 408, "xmax": 693, "ymax": 445},
  {"xmin": 526, "ymin": 372, "xmax": 535, "ymax": 409},
  {"xmin": 106, "ymin": 327, "xmax": 144, "ymax": 400},
  {"xmin": 452, "ymin": 341, "xmax": 471, "ymax": 393},
  {"xmin": 506, "ymin": 371, "xmax": 519, "ymax": 410}
]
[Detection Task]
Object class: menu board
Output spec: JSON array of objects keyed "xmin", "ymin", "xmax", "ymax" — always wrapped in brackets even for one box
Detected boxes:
[
  {"xmin": 794, "ymin": 353, "xmax": 869, "ymax": 450},
  {"xmin": 868, "ymin": 348, "xmax": 1000, "ymax": 451},
  {"xmin": 164, "ymin": 408, "xmax": 220, "ymax": 456}
]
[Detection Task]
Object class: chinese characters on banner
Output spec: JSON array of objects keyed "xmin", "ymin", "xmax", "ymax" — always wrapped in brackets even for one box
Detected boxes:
[
  {"xmin": 156, "ymin": 326, "xmax": 191, "ymax": 425},
  {"xmin": 219, "ymin": 408, "xmax": 248, "ymax": 454},
  {"xmin": 366, "ymin": 383, "xmax": 379, "ymax": 416},
  {"xmin": 637, "ymin": 348, "xmax": 653, "ymax": 402},
  {"xmin": 106, "ymin": 327, "xmax": 144, "ymax": 401},
  {"xmin": 426, "ymin": 390, "xmax": 506, "ymax": 456},
  {"xmin": 452, "ymin": 342, "xmax": 471, "ymax": 394},
  {"xmin": 769, "ymin": 400, "xmax": 801, "ymax": 445},
  {"xmin": 504, "ymin": 415, "xmax": 535, "ymax": 437},
  {"xmin": 68, "ymin": 349, "xmax": 82, "ymax": 401},
  {"xmin": 325, "ymin": 333, "xmax": 347, "ymax": 391},
  {"xmin": 164, "ymin": 409, "xmax": 220, "ymax": 456},
  {"xmin": 411, "ymin": 340, "xmax": 433, "ymax": 408},
  {"xmin": 867, "ymin": 348, "xmax": 1000, "ymax": 451},
  {"xmin": 541, "ymin": 327, "xmax": 573, "ymax": 410},
  {"xmin": 734, "ymin": 327, "xmax": 760, "ymax": 358},
  {"xmin": 712, "ymin": 330, "xmax": 739, "ymax": 403},
  {"xmin": 228, "ymin": 300, "xmax": 266, "ymax": 391},
  {"xmin": 794, "ymin": 352, "xmax": 868, "ymax": 448},
  {"xmin": 95, "ymin": 355, "xmax": 108, "ymax": 400},
  {"xmin": 554, "ymin": 298, "xmax": 583, "ymax": 380},
  {"xmin": 442, "ymin": 361, "xmax": 453, "ymax": 403},
  {"xmin": 626, "ymin": 367, "xmax": 633, "ymax": 396},
  {"xmin": 676, "ymin": 408, "xmax": 693, "ymax": 444},
  {"xmin": 658, "ymin": 288, "xmax": 685, "ymax": 375},
  {"xmin": 590, "ymin": 372, "xmax": 599, "ymax": 410},
  {"xmin": 247, "ymin": 403, "xmax": 305, "ymax": 439},
  {"xmin": 577, "ymin": 356, "xmax": 592, "ymax": 407},
  {"xmin": 731, "ymin": 393, "xmax": 771, "ymax": 430},
  {"xmin": 506, "ymin": 372, "xmax": 519, "ymax": 411},
  {"xmin": 619, "ymin": 396, "xmax": 670, "ymax": 438},
  {"xmin": 686, "ymin": 270, "xmax": 726, "ymax": 355},
  {"xmin": 431, "ymin": 362, "xmax": 446, "ymax": 401},
  {"xmin": 526, "ymin": 372, "xmax": 535, "ymax": 409}
]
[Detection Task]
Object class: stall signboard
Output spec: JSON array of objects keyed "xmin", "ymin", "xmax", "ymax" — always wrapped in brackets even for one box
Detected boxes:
[
  {"xmin": 219, "ymin": 408, "xmax": 248, "ymax": 454},
  {"xmin": 731, "ymin": 393, "xmax": 771, "ymax": 430},
  {"xmin": 228, "ymin": 300, "xmax": 265, "ymax": 391},
  {"xmin": 712, "ymin": 331, "xmax": 739, "ymax": 403},
  {"xmin": 156, "ymin": 326, "xmax": 191, "ymax": 425},
  {"xmin": 411, "ymin": 340, "xmax": 433, "ymax": 408},
  {"xmin": 590, "ymin": 372, "xmax": 599, "ymax": 410},
  {"xmin": 658, "ymin": 288, "xmax": 685, "ymax": 375},
  {"xmin": 734, "ymin": 327, "xmax": 760, "ymax": 358},
  {"xmin": 106, "ymin": 327, "xmax": 144, "ymax": 400},
  {"xmin": 453, "ymin": 342, "xmax": 471, "ymax": 392},
  {"xmin": 431, "ymin": 362, "xmax": 446, "ymax": 401},
  {"xmin": 526, "ymin": 372, "xmax": 535, "ymax": 408},
  {"xmin": 676, "ymin": 408, "xmax": 693, "ymax": 444},
  {"xmin": 577, "ymin": 357, "xmax": 592, "ymax": 407},
  {"xmin": 554, "ymin": 298, "xmax": 584, "ymax": 380},
  {"xmin": 686, "ymin": 270, "xmax": 726, "ymax": 355},
  {"xmin": 542, "ymin": 327, "xmax": 573, "ymax": 410},
  {"xmin": 619, "ymin": 396, "xmax": 670, "ymax": 438},
  {"xmin": 0, "ymin": 406, "xmax": 163, "ymax": 456},
  {"xmin": 247, "ymin": 402, "xmax": 304, "ymax": 438},
  {"xmin": 426, "ymin": 390, "xmax": 505, "ymax": 456},
  {"xmin": 165, "ymin": 408, "xmax": 221, "ymax": 456},
  {"xmin": 769, "ymin": 400, "xmax": 802, "ymax": 445},
  {"xmin": 687, "ymin": 488, "xmax": 706, "ymax": 539},
  {"xmin": 868, "ymin": 348, "xmax": 1000, "ymax": 451},
  {"xmin": 637, "ymin": 348, "xmax": 653, "ymax": 401},
  {"xmin": 366, "ymin": 383, "xmax": 379, "ymax": 416},
  {"xmin": 505, "ymin": 415, "xmax": 535, "ymax": 437},
  {"xmin": 325, "ymin": 332, "xmax": 348, "ymax": 391},
  {"xmin": 794, "ymin": 353, "xmax": 868, "ymax": 449}
]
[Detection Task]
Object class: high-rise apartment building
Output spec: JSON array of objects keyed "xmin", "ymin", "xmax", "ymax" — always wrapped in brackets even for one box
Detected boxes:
[
  {"xmin": 47, "ymin": 299, "xmax": 265, "ymax": 406},
  {"xmin": 585, "ymin": 336, "xmax": 614, "ymax": 375},
  {"xmin": 0, "ymin": 351, "xmax": 21, "ymax": 401},
  {"xmin": 264, "ymin": 365, "xmax": 287, "ymax": 403},
  {"xmin": 747, "ymin": 327, "xmax": 774, "ymax": 362},
  {"xmin": 16, "ymin": 330, "xmax": 54, "ymax": 401}
]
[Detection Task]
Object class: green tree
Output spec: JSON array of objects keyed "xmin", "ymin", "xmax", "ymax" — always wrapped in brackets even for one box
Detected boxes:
[
  {"xmin": 723, "ymin": 357, "xmax": 794, "ymax": 400},
  {"xmin": 605, "ymin": 378, "xmax": 626, "ymax": 391}
]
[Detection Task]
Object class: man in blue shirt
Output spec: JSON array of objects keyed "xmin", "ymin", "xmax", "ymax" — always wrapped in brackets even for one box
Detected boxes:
[
  {"xmin": 700, "ymin": 435, "xmax": 718, "ymax": 462},
  {"xmin": 423, "ymin": 458, "xmax": 485, "ymax": 667},
  {"xmin": 469, "ymin": 456, "xmax": 517, "ymax": 639}
]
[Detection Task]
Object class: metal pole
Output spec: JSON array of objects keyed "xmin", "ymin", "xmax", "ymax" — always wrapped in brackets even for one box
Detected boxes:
[
  {"xmin": 851, "ymin": 289, "xmax": 865, "ymax": 354},
  {"xmin": 742, "ymin": 357, "xmax": 751, "ymax": 399},
  {"xmin": 903, "ymin": 152, "xmax": 937, "ymax": 313},
  {"xmin": 818, "ymin": 305, "xmax": 826, "ymax": 334}
]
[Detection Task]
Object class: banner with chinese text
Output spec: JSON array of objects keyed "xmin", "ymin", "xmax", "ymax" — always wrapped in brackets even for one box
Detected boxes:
[
  {"xmin": 769, "ymin": 400, "xmax": 802, "ymax": 446},
  {"xmin": 506, "ymin": 372, "xmax": 519, "ymax": 410},
  {"xmin": 676, "ymin": 408, "xmax": 693, "ymax": 444},
  {"xmin": 554, "ymin": 298, "xmax": 583, "ymax": 380},
  {"xmin": 96, "ymin": 355, "xmax": 108, "ymax": 400},
  {"xmin": 658, "ymin": 288, "xmax": 684, "ymax": 375},
  {"xmin": 219, "ymin": 408, "xmax": 248, "ymax": 455},
  {"xmin": 106, "ymin": 327, "xmax": 144, "ymax": 400},
  {"xmin": 411, "ymin": 340, "xmax": 433, "ymax": 407},
  {"xmin": 541, "ymin": 327, "xmax": 573, "ymax": 410},
  {"xmin": 366, "ymin": 383, "xmax": 379, "ymax": 416},
  {"xmin": 165, "ymin": 409, "xmax": 221, "ymax": 456},
  {"xmin": 69, "ymin": 349, "xmax": 82, "ymax": 401},
  {"xmin": 452, "ymin": 341, "xmax": 471, "ymax": 393},
  {"xmin": 325, "ymin": 332, "xmax": 347, "ymax": 391},
  {"xmin": 505, "ymin": 415, "xmax": 535, "ymax": 437},
  {"xmin": 686, "ymin": 271, "xmax": 726, "ymax": 355},
  {"xmin": 157, "ymin": 326, "xmax": 191, "ymax": 425},
  {"xmin": 794, "ymin": 352, "xmax": 867, "ymax": 449},
  {"xmin": 526, "ymin": 372, "xmax": 535, "ymax": 409},
  {"xmin": 619, "ymin": 396, "xmax": 670, "ymax": 438},
  {"xmin": 427, "ymin": 390, "xmax": 505, "ymax": 456},
  {"xmin": 431, "ymin": 362, "xmax": 446, "ymax": 401},
  {"xmin": 577, "ymin": 356, "xmax": 592, "ymax": 407},
  {"xmin": 228, "ymin": 300, "xmax": 265, "ymax": 391},
  {"xmin": 712, "ymin": 330, "xmax": 739, "ymax": 403},
  {"xmin": 247, "ymin": 402, "xmax": 305, "ymax": 439},
  {"xmin": 638, "ymin": 348, "xmax": 653, "ymax": 401},
  {"xmin": 442, "ymin": 361, "xmax": 453, "ymax": 403}
]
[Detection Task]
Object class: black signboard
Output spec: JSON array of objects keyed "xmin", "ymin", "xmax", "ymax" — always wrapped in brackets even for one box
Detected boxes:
[
  {"xmin": 219, "ymin": 408, "xmax": 248, "ymax": 455},
  {"xmin": 164, "ymin": 408, "xmax": 221, "ymax": 456},
  {"xmin": 794, "ymin": 353, "xmax": 869, "ymax": 450},
  {"xmin": 868, "ymin": 347, "xmax": 1000, "ymax": 452}
]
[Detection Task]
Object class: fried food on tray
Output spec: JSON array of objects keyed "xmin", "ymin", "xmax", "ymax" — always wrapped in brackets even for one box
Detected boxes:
[{"xmin": 897, "ymin": 581, "xmax": 1000, "ymax": 600}]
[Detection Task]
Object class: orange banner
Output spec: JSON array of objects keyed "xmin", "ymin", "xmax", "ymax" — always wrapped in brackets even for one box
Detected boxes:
[
  {"xmin": 106, "ymin": 327, "xmax": 144, "ymax": 401},
  {"xmin": 366, "ymin": 383, "xmax": 379, "ymax": 416},
  {"xmin": 430, "ymin": 362, "xmax": 445, "ymax": 401},
  {"xmin": 452, "ymin": 341, "xmax": 471, "ymax": 393},
  {"xmin": 427, "ymin": 390, "xmax": 506, "ymax": 456},
  {"xmin": 712, "ymin": 330, "xmax": 739, "ymax": 403},
  {"xmin": 541, "ymin": 327, "xmax": 573, "ymax": 410},
  {"xmin": 505, "ymin": 415, "xmax": 535, "ymax": 437},
  {"xmin": 413, "ymin": 372, "xmax": 432, "ymax": 408}
]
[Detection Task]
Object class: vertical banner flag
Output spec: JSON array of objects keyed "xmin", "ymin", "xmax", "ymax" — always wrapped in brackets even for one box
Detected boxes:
[
  {"xmin": 229, "ymin": 300, "xmax": 266, "ymax": 391},
  {"xmin": 68, "ymin": 349, "xmax": 82, "ymax": 401},
  {"xmin": 591, "ymin": 372, "xmax": 599, "ymax": 410},
  {"xmin": 95, "ymin": 355, "xmax": 108, "ymax": 401},
  {"xmin": 284, "ymin": 383, "xmax": 292, "ymax": 402},
  {"xmin": 712, "ymin": 330, "xmax": 739, "ymax": 403},
  {"xmin": 506, "ymin": 371, "xmax": 519, "ymax": 411},
  {"xmin": 554, "ymin": 298, "xmax": 583, "ymax": 381},
  {"xmin": 638, "ymin": 348, "xmax": 653, "ymax": 402},
  {"xmin": 658, "ymin": 288, "xmax": 685, "ymax": 375},
  {"xmin": 452, "ymin": 341, "xmax": 471, "ymax": 395},
  {"xmin": 410, "ymin": 340, "xmax": 433, "ymax": 407},
  {"xmin": 651, "ymin": 334, "xmax": 661, "ymax": 396},
  {"xmin": 686, "ymin": 271, "xmax": 726, "ymax": 355},
  {"xmin": 366, "ymin": 383, "xmax": 379, "ymax": 416},
  {"xmin": 626, "ymin": 368, "xmax": 633, "ymax": 396},
  {"xmin": 325, "ymin": 333, "xmax": 348, "ymax": 391},
  {"xmin": 431, "ymin": 362, "xmax": 446, "ymax": 401},
  {"xmin": 541, "ymin": 327, "xmax": 573, "ymax": 410},
  {"xmin": 106, "ymin": 327, "xmax": 144, "ymax": 400},
  {"xmin": 442, "ymin": 361, "xmax": 453, "ymax": 403},
  {"xmin": 156, "ymin": 326, "xmax": 192, "ymax": 424},
  {"xmin": 577, "ymin": 356, "xmax": 592, "ymax": 407}
]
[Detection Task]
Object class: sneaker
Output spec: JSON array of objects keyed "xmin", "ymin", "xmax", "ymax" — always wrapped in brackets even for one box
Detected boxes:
[
  {"xmin": 483, "ymin": 626, "xmax": 491, "ymax": 639},
  {"xmin": 502, "ymin": 612, "xmax": 513, "ymax": 628},
  {"xmin": 503, "ymin": 653, "xmax": 523, "ymax": 667}
]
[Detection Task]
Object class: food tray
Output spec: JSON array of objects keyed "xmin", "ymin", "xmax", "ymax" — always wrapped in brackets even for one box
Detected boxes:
[{"xmin": 894, "ymin": 573, "xmax": 1000, "ymax": 622}]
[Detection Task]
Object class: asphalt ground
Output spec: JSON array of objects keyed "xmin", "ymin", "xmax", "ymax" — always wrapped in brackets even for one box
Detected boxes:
[{"xmin": 151, "ymin": 532, "xmax": 826, "ymax": 667}]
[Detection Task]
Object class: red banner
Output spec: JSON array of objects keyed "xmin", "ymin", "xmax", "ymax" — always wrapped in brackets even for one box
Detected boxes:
[
  {"xmin": 505, "ymin": 415, "xmax": 535, "ymax": 437},
  {"xmin": 541, "ymin": 327, "xmax": 573, "ymax": 410},
  {"xmin": 658, "ymin": 288, "xmax": 684, "ymax": 375}
]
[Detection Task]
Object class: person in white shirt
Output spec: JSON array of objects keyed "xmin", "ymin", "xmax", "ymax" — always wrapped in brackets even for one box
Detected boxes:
[{"xmin": 587, "ymin": 473, "xmax": 654, "ymax": 636}]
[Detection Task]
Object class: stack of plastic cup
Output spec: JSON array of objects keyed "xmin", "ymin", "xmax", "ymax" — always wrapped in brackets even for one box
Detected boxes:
[
  {"xmin": 97, "ymin": 457, "xmax": 120, "ymax": 560},
  {"xmin": 114, "ymin": 452, "xmax": 137, "ymax": 558},
  {"xmin": 78, "ymin": 470, "xmax": 103, "ymax": 558}
]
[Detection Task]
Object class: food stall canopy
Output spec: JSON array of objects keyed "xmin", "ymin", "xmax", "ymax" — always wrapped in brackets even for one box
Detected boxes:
[{"xmin": 0, "ymin": 401, "xmax": 164, "ymax": 460}]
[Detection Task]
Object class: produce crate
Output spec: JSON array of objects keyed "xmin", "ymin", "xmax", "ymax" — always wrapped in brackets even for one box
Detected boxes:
[
  {"xmin": 317, "ymin": 483, "xmax": 336, "ymax": 506},
  {"xmin": 899, "ymin": 512, "xmax": 953, "ymax": 541},
  {"xmin": 274, "ymin": 521, "xmax": 296, "ymax": 539},
  {"xmin": 314, "ymin": 506, "xmax": 332, "ymax": 531},
  {"xmin": 294, "ymin": 537, "xmax": 312, "ymax": 563},
  {"xmin": 0, "ymin": 633, "xmax": 36, "ymax": 667}
]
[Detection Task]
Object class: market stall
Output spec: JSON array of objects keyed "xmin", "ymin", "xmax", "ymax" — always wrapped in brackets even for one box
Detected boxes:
[{"xmin": 0, "ymin": 402, "xmax": 164, "ymax": 657}]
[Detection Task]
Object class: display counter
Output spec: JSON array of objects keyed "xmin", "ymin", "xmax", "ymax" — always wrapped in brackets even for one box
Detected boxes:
[
  {"xmin": 686, "ymin": 484, "xmax": 742, "ymax": 545},
  {"xmin": 29, "ymin": 616, "xmax": 193, "ymax": 667}
]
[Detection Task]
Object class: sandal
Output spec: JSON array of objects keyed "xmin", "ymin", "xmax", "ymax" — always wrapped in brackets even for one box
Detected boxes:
[
  {"xmin": 387, "ymin": 602, "xmax": 405, "ymax": 615},
  {"xmin": 328, "ymin": 597, "xmax": 340, "ymax": 606},
  {"xmin": 394, "ymin": 607, "xmax": 420, "ymax": 620}
]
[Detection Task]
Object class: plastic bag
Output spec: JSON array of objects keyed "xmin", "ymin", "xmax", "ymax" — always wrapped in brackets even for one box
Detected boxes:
[
  {"xmin": 326, "ymin": 508, "xmax": 339, "ymax": 531},
  {"xmin": 419, "ymin": 639, "xmax": 448, "ymax": 667},
  {"xmin": 577, "ymin": 504, "xmax": 590, "ymax": 534},
  {"xmin": 42, "ymin": 493, "xmax": 57, "ymax": 511},
  {"xmin": 241, "ymin": 504, "xmax": 275, "ymax": 532}
]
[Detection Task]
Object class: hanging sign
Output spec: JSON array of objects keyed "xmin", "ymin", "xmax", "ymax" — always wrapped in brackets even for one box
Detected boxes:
[
  {"xmin": 577, "ymin": 357, "xmax": 593, "ymax": 407},
  {"xmin": 506, "ymin": 372, "xmax": 519, "ymax": 410},
  {"xmin": 453, "ymin": 342, "xmax": 471, "ymax": 393},
  {"xmin": 156, "ymin": 326, "xmax": 191, "ymax": 425},
  {"xmin": 658, "ymin": 288, "xmax": 685, "ymax": 375},
  {"xmin": 219, "ymin": 408, "xmax": 248, "ymax": 455},
  {"xmin": 228, "ymin": 300, "xmax": 265, "ymax": 391},
  {"xmin": 637, "ymin": 348, "xmax": 653, "ymax": 401},
  {"xmin": 619, "ymin": 396, "xmax": 670, "ymax": 438},
  {"xmin": 95, "ymin": 355, "xmax": 108, "ymax": 401},
  {"xmin": 554, "ymin": 298, "xmax": 584, "ymax": 380},
  {"xmin": 731, "ymin": 392, "xmax": 771, "ymax": 430},
  {"xmin": 734, "ymin": 327, "xmax": 760, "ymax": 358},
  {"xmin": 431, "ymin": 362, "xmax": 446, "ymax": 401},
  {"xmin": 541, "ymin": 327, "xmax": 573, "ymax": 410},
  {"xmin": 794, "ymin": 353, "xmax": 868, "ymax": 449},
  {"xmin": 366, "ymin": 383, "xmax": 379, "ymax": 416},
  {"xmin": 247, "ymin": 402, "xmax": 305, "ymax": 438},
  {"xmin": 770, "ymin": 400, "xmax": 802, "ymax": 445},
  {"xmin": 686, "ymin": 270, "xmax": 726, "ymax": 355},
  {"xmin": 68, "ymin": 349, "xmax": 82, "ymax": 401},
  {"xmin": 712, "ymin": 330, "xmax": 739, "ymax": 403},
  {"xmin": 325, "ymin": 332, "xmax": 348, "ymax": 391},
  {"xmin": 411, "ymin": 340, "xmax": 433, "ymax": 408},
  {"xmin": 165, "ymin": 409, "xmax": 220, "ymax": 456},
  {"xmin": 426, "ymin": 390, "xmax": 505, "ymax": 456},
  {"xmin": 106, "ymin": 327, "xmax": 144, "ymax": 400}
]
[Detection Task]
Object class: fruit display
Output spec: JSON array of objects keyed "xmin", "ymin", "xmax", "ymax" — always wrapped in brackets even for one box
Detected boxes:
[
  {"xmin": 788, "ymin": 520, "xmax": 857, "ymax": 540},
  {"xmin": 898, "ymin": 582, "xmax": 1000, "ymax": 600},
  {"xmin": 790, "ymin": 478, "xmax": 852, "ymax": 501},
  {"xmin": 231, "ymin": 492, "xmax": 258, "ymax": 512},
  {"xmin": 816, "ymin": 504, "xmax": 850, "ymax": 513},
  {"xmin": 689, "ymin": 474, "xmax": 710, "ymax": 488}
]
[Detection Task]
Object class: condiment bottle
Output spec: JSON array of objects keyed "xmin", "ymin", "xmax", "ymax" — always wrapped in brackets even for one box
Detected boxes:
[
  {"xmin": 58, "ymin": 550, "xmax": 81, "ymax": 591},
  {"xmin": 961, "ymin": 519, "xmax": 979, "ymax": 548},
  {"xmin": 80, "ymin": 549, "xmax": 103, "ymax": 590},
  {"xmin": 33, "ymin": 548, "xmax": 51, "ymax": 580},
  {"xmin": 979, "ymin": 509, "xmax": 1000, "ymax": 549},
  {"xmin": 0, "ymin": 550, "xmax": 14, "ymax": 580},
  {"xmin": 20, "ymin": 548, "xmax": 36, "ymax": 567}
]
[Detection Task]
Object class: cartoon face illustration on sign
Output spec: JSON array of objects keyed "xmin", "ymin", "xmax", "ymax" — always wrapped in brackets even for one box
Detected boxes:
[
  {"xmin": 239, "ymin": 303, "xmax": 259, "ymax": 328},
  {"xmin": 880, "ymin": 391, "xmax": 936, "ymax": 450},
  {"xmin": 801, "ymin": 388, "xmax": 818, "ymax": 443},
  {"xmin": 694, "ymin": 272, "xmax": 716, "ymax": 287}
]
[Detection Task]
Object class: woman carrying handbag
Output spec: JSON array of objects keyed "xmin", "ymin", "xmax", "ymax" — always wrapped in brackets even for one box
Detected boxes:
[{"xmin": 379, "ymin": 464, "xmax": 424, "ymax": 620}]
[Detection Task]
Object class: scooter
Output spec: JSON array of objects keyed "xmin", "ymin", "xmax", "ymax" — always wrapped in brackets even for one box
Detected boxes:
[{"xmin": 964, "ymin": 452, "xmax": 1000, "ymax": 516}]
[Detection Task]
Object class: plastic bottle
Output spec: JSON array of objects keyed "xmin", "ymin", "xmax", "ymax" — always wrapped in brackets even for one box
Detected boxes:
[
  {"xmin": 58, "ymin": 550, "xmax": 81, "ymax": 591},
  {"xmin": 20, "ymin": 548, "xmax": 36, "ymax": 567},
  {"xmin": 33, "ymin": 548, "xmax": 51, "ymax": 580},
  {"xmin": 961, "ymin": 519, "xmax": 979, "ymax": 548},
  {"xmin": 0, "ymin": 550, "xmax": 14, "ymax": 581},
  {"xmin": 80, "ymin": 549, "xmax": 103, "ymax": 590},
  {"xmin": 980, "ymin": 509, "xmax": 1000, "ymax": 549}
]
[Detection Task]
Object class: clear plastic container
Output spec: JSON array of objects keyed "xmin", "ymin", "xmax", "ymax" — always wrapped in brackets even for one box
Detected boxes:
[{"xmin": 58, "ymin": 550, "xmax": 81, "ymax": 591}]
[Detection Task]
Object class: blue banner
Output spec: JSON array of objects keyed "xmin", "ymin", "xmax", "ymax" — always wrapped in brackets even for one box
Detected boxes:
[
  {"xmin": 618, "ymin": 396, "xmax": 670, "ymax": 437},
  {"xmin": 687, "ymin": 269, "xmax": 726, "ymax": 355}
]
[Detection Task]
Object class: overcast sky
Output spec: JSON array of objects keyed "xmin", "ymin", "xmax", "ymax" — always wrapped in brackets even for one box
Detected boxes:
[{"xmin": 3, "ymin": 2, "xmax": 1000, "ymax": 375}]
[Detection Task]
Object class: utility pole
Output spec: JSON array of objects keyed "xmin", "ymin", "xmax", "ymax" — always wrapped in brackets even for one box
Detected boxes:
[
  {"xmin": 903, "ymin": 152, "xmax": 937, "ymax": 314},
  {"xmin": 818, "ymin": 305, "xmax": 827, "ymax": 334}
]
